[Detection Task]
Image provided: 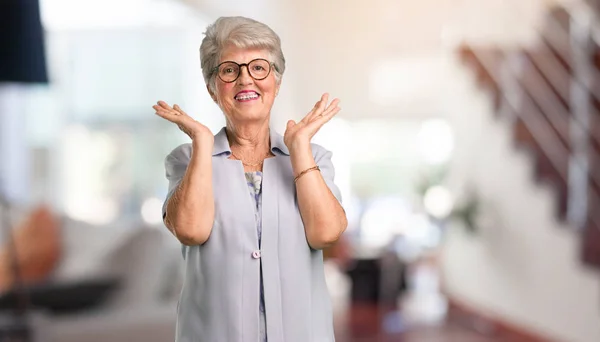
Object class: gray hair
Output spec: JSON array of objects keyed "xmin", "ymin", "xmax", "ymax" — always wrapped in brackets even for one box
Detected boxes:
[{"xmin": 200, "ymin": 16, "xmax": 286, "ymax": 92}]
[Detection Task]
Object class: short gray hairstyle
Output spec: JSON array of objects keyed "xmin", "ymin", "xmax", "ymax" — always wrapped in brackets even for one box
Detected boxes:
[{"xmin": 200, "ymin": 16, "xmax": 286, "ymax": 92}]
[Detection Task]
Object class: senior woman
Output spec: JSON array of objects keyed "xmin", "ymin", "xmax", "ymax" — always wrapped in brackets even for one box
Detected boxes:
[{"xmin": 153, "ymin": 16, "xmax": 347, "ymax": 342}]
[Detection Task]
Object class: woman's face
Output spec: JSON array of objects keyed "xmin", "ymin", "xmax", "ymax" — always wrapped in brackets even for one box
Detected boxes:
[{"xmin": 210, "ymin": 46, "xmax": 280, "ymax": 124}]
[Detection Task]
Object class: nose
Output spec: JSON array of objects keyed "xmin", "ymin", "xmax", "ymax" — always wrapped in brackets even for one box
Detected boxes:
[{"xmin": 237, "ymin": 65, "xmax": 253, "ymax": 85}]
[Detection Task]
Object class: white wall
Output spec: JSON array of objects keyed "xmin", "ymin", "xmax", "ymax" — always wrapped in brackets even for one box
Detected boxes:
[
  {"xmin": 441, "ymin": 53, "xmax": 600, "ymax": 342},
  {"xmin": 181, "ymin": 0, "xmax": 570, "ymax": 122}
]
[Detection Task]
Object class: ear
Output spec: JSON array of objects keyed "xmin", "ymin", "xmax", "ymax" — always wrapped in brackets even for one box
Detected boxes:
[{"xmin": 206, "ymin": 84, "xmax": 218, "ymax": 103}]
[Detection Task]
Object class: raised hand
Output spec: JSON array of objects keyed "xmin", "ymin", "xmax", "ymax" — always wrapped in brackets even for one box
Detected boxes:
[
  {"xmin": 153, "ymin": 101, "xmax": 213, "ymax": 142},
  {"xmin": 284, "ymin": 93, "xmax": 341, "ymax": 150}
]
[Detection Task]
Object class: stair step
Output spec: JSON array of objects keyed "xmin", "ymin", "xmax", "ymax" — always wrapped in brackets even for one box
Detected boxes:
[
  {"xmin": 582, "ymin": 223, "xmax": 600, "ymax": 268},
  {"xmin": 456, "ymin": 0, "xmax": 600, "ymax": 270}
]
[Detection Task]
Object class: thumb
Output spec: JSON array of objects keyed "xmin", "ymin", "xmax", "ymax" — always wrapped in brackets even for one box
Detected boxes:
[{"xmin": 286, "ymin": 120, "xmax": 296, "ymax": 131}]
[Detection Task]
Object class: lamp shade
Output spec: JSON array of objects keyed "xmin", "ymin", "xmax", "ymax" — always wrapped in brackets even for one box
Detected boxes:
[{"xmin": 0, "ymin": 0, "xmax": 48, "ymax": 84}]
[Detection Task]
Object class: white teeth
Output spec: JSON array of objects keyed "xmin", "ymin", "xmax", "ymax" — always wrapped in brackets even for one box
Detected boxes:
[{"xmin": 235, "ymin": 93, "xmax": 259, "ymax": 100}]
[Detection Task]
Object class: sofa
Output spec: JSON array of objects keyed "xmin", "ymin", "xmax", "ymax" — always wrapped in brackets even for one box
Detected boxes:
[{"xmin": 3, "ymin": 206, "xmax": 183, "ymax": 342}]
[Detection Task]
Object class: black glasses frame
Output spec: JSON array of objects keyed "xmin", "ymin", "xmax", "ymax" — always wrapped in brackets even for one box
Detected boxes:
[{"xmin": 213, "ymin": 58, "xmax": 274, "ymax": 83}]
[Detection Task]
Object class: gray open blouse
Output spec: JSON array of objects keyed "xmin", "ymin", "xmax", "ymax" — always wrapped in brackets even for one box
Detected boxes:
[{"xmin": 162, "ymin": 127, "xmax": 342, "ymax": 342}]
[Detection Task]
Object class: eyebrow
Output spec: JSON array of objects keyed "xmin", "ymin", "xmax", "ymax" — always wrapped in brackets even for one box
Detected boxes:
[{"xmin": 219, "ymin": 58, "xmax": 268, "ymax": 64}]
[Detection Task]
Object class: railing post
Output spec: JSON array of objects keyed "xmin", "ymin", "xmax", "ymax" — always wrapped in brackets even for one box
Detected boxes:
[
  {"xmin": 567, "ymin": 8, "xmax": 594, "ymax": 229},
  {"xmin": 498, "ymin": 52, "xmax": 525, "ymax": 123}
]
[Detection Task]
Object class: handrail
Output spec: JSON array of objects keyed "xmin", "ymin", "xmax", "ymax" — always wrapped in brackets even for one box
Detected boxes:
[
  {"xmin": 466, "ymin": 48, "xmax": 600, "ymax": 229},
  {"xmin": 527, "ymin": 43, "xmax": 600, "ymax": 144},
  {"xmin": 515, "ymin": 56, "xmax": 600, "ymax": 190},
  {"xmin": 525, "ymin": 43, "xmax": 570, "ymax": 102},
  {"xmin": 516, "ymin": 57, "xmax": 570, "ymax": 146},
  {"xmin": 567, "ymin": 1, "xmax": 600, "ymax": 46},
  {"xmin": 543, "ymin": 13, "xmax": 600, "ymax": 102},
  {"xmin": 530, "ymin": 17, "xmax": 600, "ymax": 146},
  {"xmin": 473, "ymin": 51, "xmax": 569, "ymax": 180},
  {"xmin": 528, "ymin": 6, "xmax": 599, "ymax": 229}
]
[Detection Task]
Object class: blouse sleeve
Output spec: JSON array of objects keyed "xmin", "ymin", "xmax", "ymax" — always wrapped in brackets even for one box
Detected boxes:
[
  {"xmin": 312, "ymin": 144, "xmax": 343, "ymax": 206},
  {"xmin": 162, "ymin": 143, "xmax": 192, "ymax": 220}
]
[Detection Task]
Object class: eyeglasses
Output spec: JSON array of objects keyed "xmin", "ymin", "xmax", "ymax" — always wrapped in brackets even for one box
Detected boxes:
[{"xmin": 214, "ymin": 58, "xmax": 273, "ymax": 83}]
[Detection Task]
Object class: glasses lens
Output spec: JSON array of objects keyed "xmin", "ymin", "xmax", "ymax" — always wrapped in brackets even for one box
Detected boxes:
[
  {"xmin": 218, "ymin": 62, "xmax": 240, "ymax": 82},
  {"xmin": 248, "ymin": 59, "xmax": 271, "ymax": 80}
]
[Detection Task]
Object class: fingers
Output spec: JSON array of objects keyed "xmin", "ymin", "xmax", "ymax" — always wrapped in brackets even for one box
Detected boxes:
[
  {"xmin": 309, "ymin": 93, "xmax": 329, "ymax": 120},
  {"xmin": 286, "ymin": 120, "xmax": 296, "ymax": 130},
  {"xmin": 304, "ymin": 93, "xmax": 335, "ymax": 123},
  {"xmin": 315, "ymin": 93, "xmax": 328, "ymax": 113},
  {"xmin": 320, "ymin": 98, "xmax": 340, "ymax": 118},
  {"xmin": 173, "ymin": 104, "xmax": 188, "ymax": 116},
  {"xmin": 153, "ymin": 101, "xmax": 187, "ymax": 122},
  {"xmin": 157, "ymin": 100, "xmax": 170, "ymax": 109},
  {"xmin": 154, "ymin": 101, "xmax": 181, "ymax": 114},
  {"xmin": 302, "ymin": 99, "xmax": 322, "ymax": 123},
  {"xmin": 153, "ymin": 106, "xmax": 171, "ymax": 120},
  {"xmin": 320, "ymin": 105, "xmax": 341, "ymax": 122},
  {"xmin": 309, "ymin": 95, "xmax": 340, "ymax": 123},
  {"xmin": 307, "ymin": 99, "xmax": 341, "ymax": 129}
]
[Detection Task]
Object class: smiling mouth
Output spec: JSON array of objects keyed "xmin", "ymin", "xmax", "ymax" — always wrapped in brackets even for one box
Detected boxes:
[{"xmin": 234, "ymin": 92, "xmax": 260, "ymax": 102}]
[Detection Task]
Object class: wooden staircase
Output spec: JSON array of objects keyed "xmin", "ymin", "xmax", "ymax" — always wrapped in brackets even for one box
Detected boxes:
[{"xmin": 457, "ymin": 3, "xmax": 600, "ymax": 269}]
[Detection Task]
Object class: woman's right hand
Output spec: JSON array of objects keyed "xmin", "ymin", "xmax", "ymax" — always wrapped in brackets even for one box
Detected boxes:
[{"xmin": 153, "ymin": 101, "xmax": 213, "ymax": 142}]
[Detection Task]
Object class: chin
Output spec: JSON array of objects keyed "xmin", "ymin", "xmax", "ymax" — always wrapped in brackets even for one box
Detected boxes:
[
  {"xmin": 235, "ymin": 106, "xmax": 271, "ymax": 121},
  {"xmin": 232, "ymin": 110, "xmax": 268, "ymax": 122}
]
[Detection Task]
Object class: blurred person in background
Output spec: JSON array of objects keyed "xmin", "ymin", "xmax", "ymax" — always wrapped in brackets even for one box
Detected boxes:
[{"xmin": 153, "ymin": 16, "xmax": 347, "ymax": 342}]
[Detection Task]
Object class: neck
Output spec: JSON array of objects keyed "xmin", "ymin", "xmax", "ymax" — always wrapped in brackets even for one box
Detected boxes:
[
  {"xmin": 226, "ymin": 119, "xmax": 271, "ymax": 152},
  {"xmin": 225, "ymin": 120, "xmax": 272, "ymax": 168}
]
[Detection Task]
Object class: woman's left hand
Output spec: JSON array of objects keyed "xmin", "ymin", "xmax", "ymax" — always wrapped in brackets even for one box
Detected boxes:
[{"xmin": 284, "ymin": 93, "xmax": 340, "ymax": 151}]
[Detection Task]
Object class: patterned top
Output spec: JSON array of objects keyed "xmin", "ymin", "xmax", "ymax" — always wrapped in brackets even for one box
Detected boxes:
[{"xmin": 245, "ymin": 171, "xmax": 267, "ymax": 342}]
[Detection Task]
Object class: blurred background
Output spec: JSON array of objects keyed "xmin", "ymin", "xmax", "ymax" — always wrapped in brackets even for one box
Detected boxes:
[{"xmin": 0, "ymin": 0, "xmax": 599, "ymax": 341}]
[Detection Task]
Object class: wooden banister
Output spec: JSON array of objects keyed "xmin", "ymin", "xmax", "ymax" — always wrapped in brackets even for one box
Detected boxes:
[
  {"xmin": 470, "ymin": 50, "xmax": 570, "ymax": 181},
  {"xmin": 544, "ymin": 9, "xmax": 600, "ymax": 104},
  {"xmin": 457, "ymin": 3, "xmax": 600, "ymax": 268}
]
